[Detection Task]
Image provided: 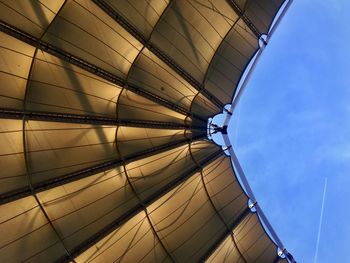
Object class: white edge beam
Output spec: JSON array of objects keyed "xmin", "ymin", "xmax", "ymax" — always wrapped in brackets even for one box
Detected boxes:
[
  {"xmin": 222, "ymin": 134, "xmax": 296, "ymax": 263},
  {"xmin": 223, "ymin": 0, "xmax": 294, "ymax": 126},
  {"xmin": 221, "ymin": 1, "xmax": 296, "ymax": 262}
]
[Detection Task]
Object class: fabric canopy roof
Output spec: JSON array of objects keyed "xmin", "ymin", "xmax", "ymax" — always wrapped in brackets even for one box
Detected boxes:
[{"xmin": 0, "ymin": 0, "xmax": 290, "ymax": 262}]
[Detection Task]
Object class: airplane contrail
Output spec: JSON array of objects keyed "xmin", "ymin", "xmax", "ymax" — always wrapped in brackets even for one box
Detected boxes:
[{"xmin": 313, "ymin": 177, "xmax": 328, "ymax": 263}]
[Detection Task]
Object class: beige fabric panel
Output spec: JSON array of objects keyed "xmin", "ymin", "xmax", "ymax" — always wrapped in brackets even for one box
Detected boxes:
[
  {"xmin": 204, "ymin": 19, "xmax": 258, "ymax": 104},
  {"xmin": 36, "ymin": 166, "xmax": 139, "ymax": 251},
  {"xmin": 0, "ymin": 1, "xmax": 289, "ymax": 262},
  {"xmin": 118, "ymin": 89, "xmax": 187, "ymax": 124},
  {"xmin": 105, "ymin": 0, "xmax": 169, "ymax": 39},
  {"xmin": 0, "ymin": 196, "xmax": 67, "ymax": 262},
  {"xmin": 42, "ymin": 0, "xmax": 142, "ymax": 79},
  {"xmin": 26, "ymin": 51, "xmax": 122, "ymax": 117},
  {"xmin": 128, "ymin": 48, "xmax": 197, "ymax": 110},
  {"xmin": 35, "ymin": 139, "xmax": 218, "ymax": 256},
  {"xmin": 206, "ymin": 235, "xmax": 245, "ymax": 263},
  {"xmin": 126, "ymin": 144, "xmax": 195, "ymax": 200},
  {"xmin": 244, "ymin": 0, "xmax": 285, "ymax": 34},
  {"xmin": 117, "ymin": 126, "xmax": 188, "ymax": 157},
  {"xmin": 147, "ymin": 172, "xmax": 227, "ymax": 262},
  {"xmin": 190, "ymin": 139, "xmax": 222, "ymax": 164},
  {"xmin": 25, "ymin": 121, "xmax": 118, "ymax": 184},
  {"xmin": 227, "ymin": 0, "xmax": 283, "ymax": 34},
  {"xmin": 75, "ymin": 211, "xmax": 172, "ymax": 263},
  {"xmin": 0, "ymin": 0, "xmax": 65, "ymax": 38},
  {"xmin": 0, "ymin": 33, "xmax": 35, "ymax": 109},
  {"xmin": 233, "ymin": 0, "xmax": 247, "ymax": 9},
  {"xmin": 150, "ymin": 0, "xmax": 238, "ymax": 83},
  {"xmin": 203, "ymin": 155, "xmax": 249, "ymax": 227},
  {"xmin": 0, "ymin": 119, "xmax": 26, "ymax": 194},
  {"xmin": 191, "ymin": 92, "xmax": 221, "ymax": 119},
  {"xmin": 206, "ymin": 213, "xmax": 280, "ymax": 262},
  {"xmin": 233, "ymin": 213, "xmax": 279, "ymax": 262},
  {"xmin": 191, "ymin": 115, "xmax": 209, "ymax": 130}
]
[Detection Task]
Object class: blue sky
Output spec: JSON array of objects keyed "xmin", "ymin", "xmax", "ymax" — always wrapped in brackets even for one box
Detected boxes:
[{"xmin": 213, "ymin": 1, "xmax": 350, "ymax": 262}]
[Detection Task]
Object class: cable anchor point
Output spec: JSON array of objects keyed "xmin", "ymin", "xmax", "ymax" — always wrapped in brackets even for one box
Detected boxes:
[
  {"xmin": 210, "ymin": 124, "xmax": 228, "ymax": 135},
  {"xmin": 248, "ymin": 200, "xmax": 257, "ymax": 209}
]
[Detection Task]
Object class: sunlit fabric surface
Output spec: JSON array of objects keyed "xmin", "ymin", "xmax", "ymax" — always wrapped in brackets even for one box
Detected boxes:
[{"xmin": 0, "ymin": 0, "xmax": 288, "ymax": 262}]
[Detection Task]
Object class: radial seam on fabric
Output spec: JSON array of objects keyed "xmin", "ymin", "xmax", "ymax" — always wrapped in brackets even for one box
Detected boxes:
[
  {"xmin": 57, "ymin": 142, "xmax": 223, "ymax": 261},
  {"xmin": 0, "ymin": 134, "xmax": 206, "ymax": 205},
  {"xmin": 199, "ymin": 207, "xmax": 251, "ymax": 262},
  {"xmin": 91, "ymin": 0, "xmax": 225, "ymax": 110},
  {"xmin": 0, "ymin": 21, "xmax": 208, "ymax": 122},
  {"xmin": 226, "ymin": 0, "xmax": 262, "ymax": 38},
  {"xmin": 0, "ymin": 108, "xmax": 205, "ymax": 129},
  {"xmin": 188, "ymin": 144, "xmax": 248, "ymax": 262},
  {"xmin": 119, "ymin": 151, "xmax": 176, "ymax": 261}
]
